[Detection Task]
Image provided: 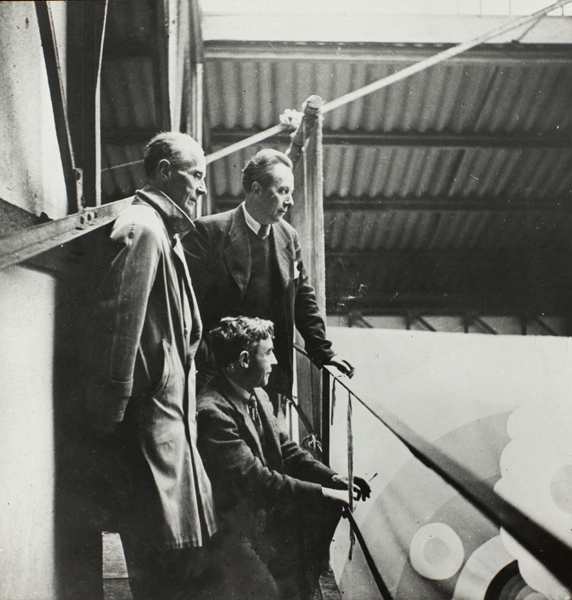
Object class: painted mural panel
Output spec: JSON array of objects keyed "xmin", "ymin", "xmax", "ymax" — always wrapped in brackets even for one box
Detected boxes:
[{"xmin": 328, "ymin": 328, "xmax": 572, "ymax": 599}]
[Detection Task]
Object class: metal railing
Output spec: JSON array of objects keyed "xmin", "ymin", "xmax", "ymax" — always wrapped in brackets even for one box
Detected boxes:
[{"xmin": 294, "ymin": 344, "xmax": 572, "ymax": 597}]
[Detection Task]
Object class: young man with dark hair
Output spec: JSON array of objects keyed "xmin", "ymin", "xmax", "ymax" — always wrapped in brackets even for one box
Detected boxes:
[{"xmin": 196, "ymin": 316, "xmax": 370, "ymax": 600}]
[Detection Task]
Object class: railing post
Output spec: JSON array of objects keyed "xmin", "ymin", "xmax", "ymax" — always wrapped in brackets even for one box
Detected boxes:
[{"xmin": 321, "ymin": 369, "xmax": 331, "ymax": 467}]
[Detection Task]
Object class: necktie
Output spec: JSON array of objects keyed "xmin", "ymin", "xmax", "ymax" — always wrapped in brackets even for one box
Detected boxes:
[
  {"xmin": 258, "ymin": 224, "xmax": 271, "ymax": 239},
  {"xmin": 248, "ymin": 393, "xmax": 264, "ymax": 438}
]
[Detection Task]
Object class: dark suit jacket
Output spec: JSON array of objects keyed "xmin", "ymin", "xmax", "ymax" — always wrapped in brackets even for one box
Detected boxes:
[
  {"xmin": 197, "ymin": 374, "xmax": 337, "ymax": 515},
  {"xmin": 184, "ymin": 206, "xmax": 335, "ymax": 397},
  {"xmin": 197, "ymin": 374, "xmax": 343, "ymax": 597}
]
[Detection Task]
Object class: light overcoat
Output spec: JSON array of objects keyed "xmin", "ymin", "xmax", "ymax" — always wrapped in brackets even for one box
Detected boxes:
[{"xmin": 88, "ymin": 186, "xmax": 216, "ymax": 549}]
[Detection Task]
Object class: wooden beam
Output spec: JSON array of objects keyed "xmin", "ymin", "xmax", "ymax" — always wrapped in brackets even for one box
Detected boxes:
[
  {"xmin": 327, "ymin": 292, "xmax": 571, "ymax": 314},
  {"xmin": 0, "ymin": 199, "xmax": 131, "ymax": 272},
  {"xmin": 211, "ymin": 128, "xmax": 572, "ymax": 149},
  {"xmin": 323, "ymin": 197, "xmax": 572, "ymax": 213}
]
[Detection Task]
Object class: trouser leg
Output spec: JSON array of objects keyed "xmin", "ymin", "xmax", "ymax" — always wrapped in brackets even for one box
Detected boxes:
[
  {"xmin": 267, "ymin": 499, "xmax": 343, "ymax": 600},
  {"xmin": 120, "ymin": 531, "xmax": 213, "ymax": 600}
]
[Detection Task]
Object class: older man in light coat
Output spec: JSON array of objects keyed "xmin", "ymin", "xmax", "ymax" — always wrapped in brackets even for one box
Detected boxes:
[{"xmin": 88, "ymin": 132, "xmax": 216, "ymax": 600}]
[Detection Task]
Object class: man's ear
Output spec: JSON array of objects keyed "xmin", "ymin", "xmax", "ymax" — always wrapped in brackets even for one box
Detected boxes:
[
  {"xmin": 157, "ymin": 159, "xmax": 171, "ymax": 181},
  {"xmin": 251, "ymin": 181, "xmax": 261, "ymax": 196},
  {"xmin": 238, "ymin": 350, "xmax": 250, "ymax": 369}
]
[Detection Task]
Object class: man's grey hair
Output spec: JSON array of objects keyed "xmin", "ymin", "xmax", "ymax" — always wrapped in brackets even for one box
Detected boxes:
[{"xmin": 143, "ymin": 132, "xmax": 203, "ymax": 177}]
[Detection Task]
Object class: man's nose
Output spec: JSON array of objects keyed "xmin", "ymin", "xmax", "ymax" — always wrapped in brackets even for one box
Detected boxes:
[
  {"xmin": 197, "ymin": 180, "xmax": 207, "ymax": 196},
  {"xmin": 285, "ymin": 194, "xmax": 294, "ymax": 206},
  {"xmin": 271, "ymin": 352, "xmax": 278, "ymax": 365}
]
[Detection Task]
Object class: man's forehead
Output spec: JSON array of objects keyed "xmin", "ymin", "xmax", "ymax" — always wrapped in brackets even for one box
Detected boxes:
[
  {"xmin": 269, "ymin": 163, "xmax": 294, "ymax": 185},
  {"xmin": 180, "ymin": 143, "xmax": 205, "ymax": 170},
  {"xmin": 257, "ymin": 336, "xmax": 274, "ymax": 350}
]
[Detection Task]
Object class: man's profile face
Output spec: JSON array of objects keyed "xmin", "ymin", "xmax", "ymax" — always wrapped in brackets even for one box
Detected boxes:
[
  {"xmin": 164, "ymin": 148, "xmax": 207, "ymax": 218},
  {"xmin": 255, "ymin": 163, "xmax": 294, "ymax": 224},
  {"xmin": 247, "ymin": 336, "xmax": 277, "ymax": 388}
]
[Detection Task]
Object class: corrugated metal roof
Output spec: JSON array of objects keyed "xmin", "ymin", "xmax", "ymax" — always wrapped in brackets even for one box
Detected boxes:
[
  {"xmin": 205, "ymin": 60, "xmax": 572, "ymax": 134},
  {"xmin": 97, "ymin": 0, "xmax": 572, "ymax": 314},
  {"xmin": 203, "ymin": 45, "xmax": 572, "ymax": 313},
  {"xmin": 208, "ymin": 145, "xmax": 572, "ymax": 203}
]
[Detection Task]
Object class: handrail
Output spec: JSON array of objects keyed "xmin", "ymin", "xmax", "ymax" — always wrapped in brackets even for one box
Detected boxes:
[
  {"xmin": 319, "ymin": 362, "xmax": 572, "ymax": 591},
  {"xmin": 343, "ymin": 508, "xmax": 393, "ymax": 600}
]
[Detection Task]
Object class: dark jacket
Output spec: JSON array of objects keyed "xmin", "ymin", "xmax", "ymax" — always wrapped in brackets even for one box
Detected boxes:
[
  {"xmin": 88, "ymin": 186, "xmax": 216, "ymax": 549},
  {"xmin": 197, "ymin": 374, "xmax": 343, "ymax": 599},
  {"xmin": 184, "ymin": 206, "xmax": 335, "ymax": 396},
  {"xmin": 197, "ymin": 374, "xmax": 337, "ymax": 520}
]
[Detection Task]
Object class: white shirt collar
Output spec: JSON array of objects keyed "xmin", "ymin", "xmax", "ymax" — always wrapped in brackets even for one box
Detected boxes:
[{"xmin": 241, "ymin": 202, "xmax": 270, "ymax": 237}]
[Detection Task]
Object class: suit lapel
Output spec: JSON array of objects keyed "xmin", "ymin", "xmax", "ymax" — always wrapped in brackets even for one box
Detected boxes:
[
  {"xmin": 254, "ymin": 389, "xmax": 283, "ymax": 469},
  {"xmin": 173, "ymin": 238, "xmax": 202, "ymax": 345},
  {"xmin": 270, "ymin": 221, "xmax": 293, "ymax": 292},
  {"xmin": 218, "ymin": 377, "xmax": 265, "ymax": 462},
  {"xmin": 224, "ymin": 208, "xmax": 251, "ymax": 298}
]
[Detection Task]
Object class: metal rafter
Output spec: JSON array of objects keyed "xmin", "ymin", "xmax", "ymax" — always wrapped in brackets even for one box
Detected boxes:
[
  {"xmin": 211, "ymin": 128, "xmax": 572, "ymax": 149},
  {"xmin": 205, "ymin": 41, "xmax": 572, "ymax": 65},
  {"xmin": 215, "ymin": 195, "xmax": 572, "ymax": 214}
]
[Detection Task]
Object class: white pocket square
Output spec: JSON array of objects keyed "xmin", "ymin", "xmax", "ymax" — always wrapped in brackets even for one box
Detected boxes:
[{"xmin": 293, "ymin": 260, "xmax": 300, "ymax": 280}]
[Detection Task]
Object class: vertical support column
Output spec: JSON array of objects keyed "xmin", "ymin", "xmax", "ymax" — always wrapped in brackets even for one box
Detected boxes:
[
  {"xmin": 185, "ymin": 0, "xmax": 207, "ymax": 214},
  {"xmin": 53, "ymin": 4, "xmax": 108, "ymax": 599},
  {"xmin": 321, "ymin": 369, "xmax": 331, "ymax": 467},
  {"xmin": 66, "ymin": 0, "xmax": 107, "ymax": 207},
  {"xmin": 290, "ymin": 108, "xmax": 326, "ymax": 456},
  {"xmin": 34, "ymin": 1, "xmax": 80, "ymax": 213},
  {"xmin": 151, "ymin": 0, "xmax": 171, "ymax": 133}
]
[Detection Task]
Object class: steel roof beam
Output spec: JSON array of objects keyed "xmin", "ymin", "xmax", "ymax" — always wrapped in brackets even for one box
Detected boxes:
[
  {"xmin": 211, "ymin": 128, "xmax": 572, "ymax": 149},
  {"xmin": 327, "ymin": 293, "xmax": 570, "ymax": 313},
  {"xmin": 205, "ymin": 41, "xmax": 572, "ymax": 64},
  {"xmin": 325, "ymin": 249, "xmax": 556, "ymax": 260},
  {"xmin": 215, "ymin": 195, "xmax": 572, "ymax": 213}
]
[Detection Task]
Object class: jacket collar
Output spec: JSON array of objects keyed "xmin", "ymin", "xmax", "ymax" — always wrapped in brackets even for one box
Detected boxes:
[
  {"xmin": 136, "ymin": 185, "xmax": 196, "ymax": 237},
  {"xmin": 218, "ymin": 375, "xmax": 265, "ymax": 461},
  {"xmin": 225, "ymin": 207, "xmax": 291, "ymax": 296}
]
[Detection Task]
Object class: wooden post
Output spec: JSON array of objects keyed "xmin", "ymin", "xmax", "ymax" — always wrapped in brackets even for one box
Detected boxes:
[
  {"xmin": 66, "ymin": 1, "xmax": 107, "ymax": 207},
  {"xmin": 288, "ymin": 97, "xmax": 326, "ymax": 455}
]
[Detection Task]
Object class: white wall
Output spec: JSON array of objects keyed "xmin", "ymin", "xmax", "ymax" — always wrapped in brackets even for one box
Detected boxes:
[
  {"xmin": 0, "ymin": 2, "xmax": 68, "ymax": 598},
  {"xmin": 0, "ymin": 266, "xmax": 57, "ymax": 600},
  {"xmin": 0, "ymin": 1, "xmax": 67, "ymax": 218}
]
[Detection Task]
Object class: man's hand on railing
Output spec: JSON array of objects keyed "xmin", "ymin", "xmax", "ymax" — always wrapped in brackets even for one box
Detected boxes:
[
  {"xmin": 330, "ymin": 474, "xmax": 371, "ymax": 501},
  {"xmin": 326, "ymin": 354, "xmax": 355, "ymax": 378}
]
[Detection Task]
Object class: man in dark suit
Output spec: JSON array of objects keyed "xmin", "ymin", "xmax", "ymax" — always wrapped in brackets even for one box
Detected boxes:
[
  {"xmin": 196, "ymin": 316, "xmax": 370, "ymax": 599},
  {"xmin": 184, "ymin": 149, "xmax": 354, "ymax": 398}
]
